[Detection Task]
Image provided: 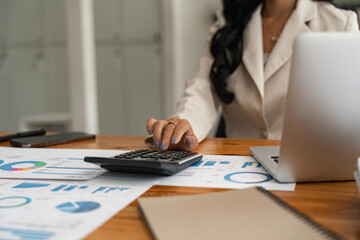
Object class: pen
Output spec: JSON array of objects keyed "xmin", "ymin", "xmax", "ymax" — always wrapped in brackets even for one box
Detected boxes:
[{"xmin": 0, "ymin": 129, "xmax": 46, "ymax": 143}]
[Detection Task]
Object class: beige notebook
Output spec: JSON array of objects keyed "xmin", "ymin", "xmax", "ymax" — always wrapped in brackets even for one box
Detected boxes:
[{"xmin": 138, "ymin": 187, "xmax": 339, "ymax": 240}]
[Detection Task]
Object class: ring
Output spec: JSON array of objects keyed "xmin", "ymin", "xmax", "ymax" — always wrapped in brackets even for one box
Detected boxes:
[{"xmin": 168, "ymin": 120, "xmax": 177, "ymax": 127}]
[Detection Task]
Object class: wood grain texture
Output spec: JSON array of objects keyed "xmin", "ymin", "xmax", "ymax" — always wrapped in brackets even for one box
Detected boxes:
[{"xmin": 1, "ymin": 134, "xmax": 359, "ymax": 239}]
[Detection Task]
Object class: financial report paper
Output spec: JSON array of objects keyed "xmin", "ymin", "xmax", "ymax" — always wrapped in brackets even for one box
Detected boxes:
[
  {"xmin": 157, "ymin": 155, "xmax": 296, "ymax": 191},
  {"xmin": 0, "ymin": 172, "xmax": 157, "ymax": 240},
  {"xmin": 0, "ymin": 147, "xmax": 123, "ymax": 180}
]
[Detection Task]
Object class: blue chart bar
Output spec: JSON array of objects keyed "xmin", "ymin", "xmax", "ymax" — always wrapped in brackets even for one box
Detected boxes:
[
  {"xmin": 79, "ymin": 186, "xmax": 88, "ymax": 189},
  {"xmin": 191, "ymin": 161, "xmax": 203, "ymax": 167},
  {"xmin": 241, "ymin": 162, "xmax": 262, "ymax": 168},
  {"xmin": 52, "ymin": 184, "xmax": 67, "ymax": 192},
  {"xmin": 92, "ymin": 187, "xmax": 107, "ymax": 194},
  {"xmin": 220, "ymin": 161, "xmax": 230, "ymax": 165},
  {"xmin": 242, "ymin": 162, "xmax": 253, "ymax": 168},
  {"xmin": 13, "ymin": 182, "xmax": 50, "ymax": 189},
  {"xmin": 105, "ymin": 187, "xmax": 130, "ymax": 193},
  {"xmin": 0, "ymin": 227, "xmax": 54, "ymax": 240},
  {"xmin": 64, "ymin": 185, "xmax": 77, "ymax": 191},
  {"xmin": 204, "ymin": 161, "xmax": 216, "ymax": 166}
]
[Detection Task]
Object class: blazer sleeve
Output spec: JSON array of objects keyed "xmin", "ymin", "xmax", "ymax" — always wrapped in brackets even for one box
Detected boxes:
[
  {"xmin": 345, "ymin": 11, "xmax": 359, "ymax": 31},
  {"xmin": 173, "ymin": 11, "xmax": 225, "ymax": 142}
]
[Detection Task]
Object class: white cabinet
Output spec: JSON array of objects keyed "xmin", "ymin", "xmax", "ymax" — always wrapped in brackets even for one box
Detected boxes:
[
  {"xmin": 0, "ymin": 0, "xmax": 70, "ymax": 131},
  {"xmin": 8, "ymin": 0, "xmax": 42, "ymax": 43},
  {"xmin": 44, "ymin": 0, "xmax": 67, "ymax": 43},
  {"xmin": 124, "ymin": 43, "xmax": 162, "ymax": 135},
  {"xmin": 94, "ymin": 0, "xmax": 163, "ymax": 135},
  {"xmin": 94, "ymin": 0, "xmax": 123, "ymax": 41},
  {"xmin": 0, "ymin": 0, "xmax": 163, "ymax": 135},
  {"xmin": 96, "ymin": 45, "xmax": 125, "ymax": 134},
  {"xmin": 123, "ymin": 0, "xmax": 160, "ymax": 40}
]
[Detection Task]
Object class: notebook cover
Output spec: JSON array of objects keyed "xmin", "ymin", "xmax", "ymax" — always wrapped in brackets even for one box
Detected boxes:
[{"xmin": 138, "ymin": 187, "xmax": 340, "ymax": 240}]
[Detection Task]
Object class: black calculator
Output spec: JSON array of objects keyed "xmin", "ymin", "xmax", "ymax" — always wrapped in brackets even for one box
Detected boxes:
[{"xmin": 84, "ymin": 149, "xmax": 203, "ymax": 175}]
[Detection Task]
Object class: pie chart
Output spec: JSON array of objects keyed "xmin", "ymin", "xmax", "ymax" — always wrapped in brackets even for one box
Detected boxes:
[
  {"xmin": 224, "ymin": 172, "xmax": 273, "ymax": 184},
  {"xmin": 0, "ymin": 196, "xmax": 32, "ymax": 208},
  {"xmin": 0, "ymin": 161, "xmax": 46, "ymax": 171},
  {"xmin": 56, "ymin": 201, "xmax": 100, "ymax": 213}
]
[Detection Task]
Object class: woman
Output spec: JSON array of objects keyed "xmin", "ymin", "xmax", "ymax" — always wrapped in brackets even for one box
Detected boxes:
[{"xmin": 146, "ymin": 0, "xmax": 359, "ymax": 151}]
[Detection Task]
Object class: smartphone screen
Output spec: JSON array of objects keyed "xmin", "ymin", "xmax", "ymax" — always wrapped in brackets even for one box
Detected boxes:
[{"xmin": 10, "ymin": 132, "xmax": 96, "ymax": 148}]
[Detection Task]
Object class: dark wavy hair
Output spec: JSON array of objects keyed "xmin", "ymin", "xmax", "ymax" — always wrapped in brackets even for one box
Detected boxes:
[{"xmin": 210, "ymin": 0, "xmax": 333, "ymax": 104}]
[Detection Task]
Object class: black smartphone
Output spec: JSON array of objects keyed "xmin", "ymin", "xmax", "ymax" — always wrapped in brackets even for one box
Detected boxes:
[{"xmin": 10, "ymin": 132, "xmax": 96, "ymax": 148}]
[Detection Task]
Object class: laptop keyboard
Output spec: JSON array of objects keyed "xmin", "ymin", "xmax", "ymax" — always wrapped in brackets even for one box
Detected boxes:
[{"xmin": 270, "ymin": 156, "xmax": 279, "ymax": 164}]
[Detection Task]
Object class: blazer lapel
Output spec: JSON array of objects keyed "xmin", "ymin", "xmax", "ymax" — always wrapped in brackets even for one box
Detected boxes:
[
  {"xmin": 264, "ymin": 0, "xmax": 316, "ymax": 82},
  {"xmin": 242, "ymin": 5, "xmax": 265, "ymax": 97}
]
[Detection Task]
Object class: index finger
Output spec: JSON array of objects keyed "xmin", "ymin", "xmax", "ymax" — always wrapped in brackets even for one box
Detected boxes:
[{"xmin": 146, "ymin": 118, "xmax": 157, "ymax": 135}]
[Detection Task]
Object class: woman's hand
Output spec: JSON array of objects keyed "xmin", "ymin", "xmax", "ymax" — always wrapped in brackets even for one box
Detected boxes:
[{"xmin": 146, "ymin": 117, "xmax": 198, "ymax": 151}]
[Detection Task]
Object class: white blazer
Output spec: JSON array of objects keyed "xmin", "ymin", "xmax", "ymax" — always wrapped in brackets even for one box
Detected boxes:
[{"xmin": 174, "ymin": 0, "xmax": 359, "ymax": 142}]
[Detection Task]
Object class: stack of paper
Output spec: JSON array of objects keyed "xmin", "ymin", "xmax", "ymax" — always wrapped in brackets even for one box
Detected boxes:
[
  {"xmin": 0, "ymin": 146, "xmax": 296, "ymax": 239},
  {"xmin": 0, "ymin": 147, "xmax": 158, "ymax": 240},
  {"xmin": 354, "ymin": 158, "xmax": 360, "ymax": 192}
]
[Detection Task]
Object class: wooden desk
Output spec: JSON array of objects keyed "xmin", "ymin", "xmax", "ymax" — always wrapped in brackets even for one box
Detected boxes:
[{"xmin": 1, "ymin": 135, "xmax": 360, "ymax": 239}]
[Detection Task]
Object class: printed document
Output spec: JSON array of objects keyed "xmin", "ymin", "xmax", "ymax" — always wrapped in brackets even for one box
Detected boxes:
[
  {"xmin": 0, "ymin": 147, "xmax": 124, "ymax": 180},
  {"xmin": 158, "ymin": 155, "xmax": 295, "ymax": 191},
  {"xmin": 0, "ymin": 172, "xmax": 157, "ymax": 240}
]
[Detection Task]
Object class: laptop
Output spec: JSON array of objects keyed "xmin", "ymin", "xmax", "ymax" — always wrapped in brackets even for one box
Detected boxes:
[{"xmin": 250, "ymin": 32, "xmax": 360, "ymax": 183}]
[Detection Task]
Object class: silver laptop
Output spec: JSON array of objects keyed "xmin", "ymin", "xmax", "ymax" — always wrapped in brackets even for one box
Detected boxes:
[{"xmin": 251, "ymin": 32, "xmax": 360, "ymax": 183}]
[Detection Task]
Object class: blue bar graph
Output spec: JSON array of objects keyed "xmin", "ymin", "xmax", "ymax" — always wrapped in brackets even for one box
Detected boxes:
[
  {"xmin": 105, "ymin": 187, "xmax": 130, "ymax": 193},
  {"xmin": 52, "ymin": 185, "xmax": 67, "ymax": 192},
  {"xmin": 242, "ymin": 162, "xmax": 253, "ymax": 168},
  {"xmin": 204, "ymin": 161, "xmax": 216, "ymax": 166},
  {"xmin": 242, "ymin": 162, "xmax": 262, "ymax": 168},
  {"xmin": 92, "ymin": 187, "xmax": 107, "ymax": 194},
  {"xmin": 13, "ymin": 182, "xmax": 50, "ymax": 189},
  {"xmin": 52, "ymin": 184, "xmax": 89, "ymax": 192},
  {"xmin": 220, "ymin": 161, "xmax": 230, "ymax": 165},
  {"xmin": 191, "ymin": 161, "xmax": 203, "ymax": 167},
  {"xmin": 64, "ymin": 185, "xmax": 77, "ymax": 191},
  {"xmin": 192, "ymin": 160, "xmax": 231, "ymax": 167},
  {"xmin": 0, "ymin": 227, "xmax": 54, "ymax": 240}
]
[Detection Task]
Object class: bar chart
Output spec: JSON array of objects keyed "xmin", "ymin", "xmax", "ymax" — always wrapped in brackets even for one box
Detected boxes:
[
  {"xmin": 159, "ymin": 155, "xmax": 295, "ymax": 191},
  {"xmin": 10, "ymin": 181, "xmax": 132, "ymax": 196},
  {"xmin": 191, "ymin": 160, "xmax": 231, "ymax": 167},
  {"xmin": 0, "ymin": 227, "xmax": 54, "ymax": 240}
]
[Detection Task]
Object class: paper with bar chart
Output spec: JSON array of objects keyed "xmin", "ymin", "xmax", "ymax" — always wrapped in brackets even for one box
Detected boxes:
[
  {"xmin": 0, "ymin": 172, "xmax": 157, "ymax": 240},
  {"xmin": 157, "ymin": 155, "xmax": 295, "ymax": 191},
  {"xmin": 0, "ymin": 147, "xmax": 124, "ymax": 180}
]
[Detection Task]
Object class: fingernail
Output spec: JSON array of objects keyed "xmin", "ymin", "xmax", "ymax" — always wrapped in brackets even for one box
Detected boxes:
[
  {"xmin": 189, "ymin": 138, "xmax": 194, "ymax": 145},
  {"xmin": 161, "ymin": 143, "xmax": 167, "ymax": 150},
  {"xmin": 147, "ymin": 128, "xmax": 152, "ymax": 135},
  {"xmin": 171, "ymin": 138, "xmax": 177, "ymax": 144},
  {"xmin": 155, "ymin": 140, "xmax": 160, "ymax": 149}
]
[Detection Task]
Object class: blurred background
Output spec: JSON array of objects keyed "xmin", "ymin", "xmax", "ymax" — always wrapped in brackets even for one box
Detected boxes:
[{"xmin": 0, "ymin": 0, "xmax": 359, "ymax": 136}]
